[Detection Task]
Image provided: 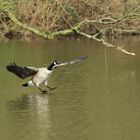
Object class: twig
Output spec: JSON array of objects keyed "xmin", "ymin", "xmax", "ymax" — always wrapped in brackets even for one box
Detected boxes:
[{"xmin": 104, "ymin": 47, "xmax": 108, "ymax": 73}]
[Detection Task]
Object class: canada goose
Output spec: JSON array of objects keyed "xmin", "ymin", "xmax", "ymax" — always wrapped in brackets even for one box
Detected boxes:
[{"xmin": 6, "ymin": 56, "xmax": 87, "ymax": 93}]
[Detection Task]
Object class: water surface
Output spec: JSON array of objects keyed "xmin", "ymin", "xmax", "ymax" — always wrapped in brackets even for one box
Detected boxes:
[{"xmin": 0, "ymin": 38, "xmax": 140, "ymax": 140}]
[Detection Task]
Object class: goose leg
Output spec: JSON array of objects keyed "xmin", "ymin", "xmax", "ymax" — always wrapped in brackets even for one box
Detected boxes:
[
  {"xmin": 45, "ymin": 81, "xmax": 56, "ymax": 91},
  {"xmin": 34, "ymin": 82, "xmax": 47, "ymax": 94}
]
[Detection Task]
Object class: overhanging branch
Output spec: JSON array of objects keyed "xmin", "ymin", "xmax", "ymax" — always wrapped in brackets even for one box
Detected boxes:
[
  {"xmin": 6, "ymin": 10, "xmax": 135, "ymax": 56},
  {"xmin": 75, "ymin": 30, "xmax": 135, "ymax": 56}
]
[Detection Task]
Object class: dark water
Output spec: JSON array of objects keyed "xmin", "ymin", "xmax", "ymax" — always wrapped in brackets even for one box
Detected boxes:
[{"xmin": 0, "ymin": 38, "xmax": 140, "ymax": 140}]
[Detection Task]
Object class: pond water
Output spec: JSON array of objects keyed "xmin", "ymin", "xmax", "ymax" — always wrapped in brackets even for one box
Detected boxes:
[{"xmin": 0, "ymin": 37, "xmax": 140, "ymax": 140}]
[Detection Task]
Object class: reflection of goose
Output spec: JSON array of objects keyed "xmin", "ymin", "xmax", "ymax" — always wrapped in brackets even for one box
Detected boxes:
[
  {"xmin": 7, "ymin": 94, "xmax": 51, "ymax": 139},
  {"xmin": 6, "ymin": 56, "xmax": 87, "ymax": 93}
]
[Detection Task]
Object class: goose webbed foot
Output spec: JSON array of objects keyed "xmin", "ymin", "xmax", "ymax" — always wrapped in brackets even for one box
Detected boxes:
[
  {"xmin": 42, "ymin": 90, "xmax": 48, "ymax": 94},
  {"xmin": 47, "ymin": 86, "xmax": 57, "ymax": 91},
  {"xmin": 38, "ymin": 87, "xmax": 48, "ymax": 94},
  {"xmin": 38, "ymin": 86, "xmax": 56, "ymax": 94}
]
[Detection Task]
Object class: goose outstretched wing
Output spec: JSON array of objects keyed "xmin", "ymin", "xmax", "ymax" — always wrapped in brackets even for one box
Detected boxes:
[
  {"xmin": 57, "ymin": 56, "xmax": 87, "ymax": 66},
  {"xmin": 6, "ymin": 62, "xmax": 38, "ymax": 79}
]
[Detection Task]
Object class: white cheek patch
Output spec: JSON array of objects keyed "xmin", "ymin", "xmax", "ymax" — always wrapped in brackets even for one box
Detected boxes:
[{"xmin": 28, "ymin": 80, "xmax": 34, "ymax": 86}]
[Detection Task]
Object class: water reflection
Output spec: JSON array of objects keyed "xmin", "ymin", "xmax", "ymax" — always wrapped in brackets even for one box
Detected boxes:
[
  {"xmin": 7, "ymin": 94, "xmax": 51, "ymax": 140},
  {"xmin": 0, "ymin": 38, "xmax": 140, "ymax": 140}
]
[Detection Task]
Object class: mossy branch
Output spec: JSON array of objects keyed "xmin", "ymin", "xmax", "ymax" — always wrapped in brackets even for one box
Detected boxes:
[
  {"xmin": 6, "ymin": 10, "xmax": 84, "ymax": 39},
  {"xmin": 6, "ymin": 10, "xmax": 135, "ymax": 55},
  {"xmin": 6, "ymin": 10, "xmax": 54, "ymax": 39},
  {"xmin": 6, "ymin": 11, "xmax": 121, "ymax": 38}
]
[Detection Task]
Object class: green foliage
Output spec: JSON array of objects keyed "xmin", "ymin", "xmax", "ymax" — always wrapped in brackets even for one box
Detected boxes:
[
  {"xmin": 65, "ymin": 0, "xmax": 80, "ymax": 20},
  {"xmin": 0, "ymin": 0, "xmax": 16, "ymax": 11}
]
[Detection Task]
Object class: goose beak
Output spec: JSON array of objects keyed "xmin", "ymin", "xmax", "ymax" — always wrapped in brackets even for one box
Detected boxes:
[{"xmin": 54, "ymin": 61, "xmax": 62, "ymax": 69}]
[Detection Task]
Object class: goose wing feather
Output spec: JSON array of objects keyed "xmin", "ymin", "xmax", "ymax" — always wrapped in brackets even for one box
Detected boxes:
[
  {"xmin": 58, "ymin": 56, "xmax": 87, "ymax": 66},
  {"xmin": 6, "ymin": 62, "xmax": 38, "ymax": 79}
]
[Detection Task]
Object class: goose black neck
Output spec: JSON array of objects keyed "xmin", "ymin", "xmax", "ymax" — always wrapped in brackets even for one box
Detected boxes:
[{"xmin": 47, "ymin": 63, "xmax": 54, "ymax": 71}]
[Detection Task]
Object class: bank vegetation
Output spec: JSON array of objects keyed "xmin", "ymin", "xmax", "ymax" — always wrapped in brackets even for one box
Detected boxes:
[{"xmin": 0, "ymin": 0, "xmax": 140, "ymax": 55}]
